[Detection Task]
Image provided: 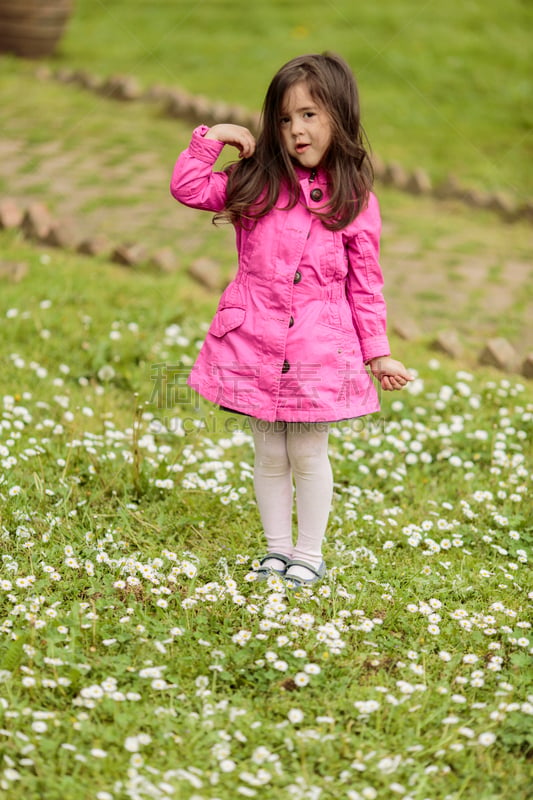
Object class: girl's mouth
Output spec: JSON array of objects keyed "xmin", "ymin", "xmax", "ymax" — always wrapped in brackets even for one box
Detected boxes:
[{"xmin": 295, "ymin": 143, "xmax": 309, "ymax": 153}]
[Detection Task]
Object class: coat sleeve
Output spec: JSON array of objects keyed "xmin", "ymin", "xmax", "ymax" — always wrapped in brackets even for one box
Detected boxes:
[
  {"xmin": 170, "ymin": 125, "xmax": 228, "ymax": 213},
  {"xmin": 345, "ymin": 192, "xmax": 391, "ymax": 363}
]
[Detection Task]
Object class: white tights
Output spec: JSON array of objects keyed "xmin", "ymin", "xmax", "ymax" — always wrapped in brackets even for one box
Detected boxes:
[{"xmin": 249, "ymin": 419, "xmax": 333, "ymax": 575}]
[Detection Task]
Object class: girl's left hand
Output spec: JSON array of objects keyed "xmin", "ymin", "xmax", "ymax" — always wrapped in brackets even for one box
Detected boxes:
[{"xmin": 368, "ymin": 356, "xmax": 414, "ymax": 391}]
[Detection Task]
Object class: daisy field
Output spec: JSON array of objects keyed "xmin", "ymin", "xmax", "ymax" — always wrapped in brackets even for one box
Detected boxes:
[{"xmin": 0, "ymin": 234, "xmax": 531, "ymax": 800}]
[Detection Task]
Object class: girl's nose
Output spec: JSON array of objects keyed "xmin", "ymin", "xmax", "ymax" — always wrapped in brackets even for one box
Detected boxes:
[{"xmin": 290, "ymin": 117, "xmax": 303, "ymax": 136}]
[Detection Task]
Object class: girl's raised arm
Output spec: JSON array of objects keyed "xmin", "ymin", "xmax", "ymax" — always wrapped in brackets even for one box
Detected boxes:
[
  {"xmin": 170, "ymin": 126, "xmax": 228, "ymax": 212},
  {"xmin": 170, "ymin": 125, "xmax": 256, "ymax": 213}
]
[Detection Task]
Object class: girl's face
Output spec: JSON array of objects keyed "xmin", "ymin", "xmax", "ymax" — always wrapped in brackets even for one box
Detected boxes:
[{"xmin": 279, "ymin": 82, "xmax": 332, "ymax": 170}]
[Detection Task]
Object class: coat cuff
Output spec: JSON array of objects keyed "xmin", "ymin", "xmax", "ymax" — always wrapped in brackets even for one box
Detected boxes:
[
  {"xmin": 188, "ymin": 125, "xmax": 225, "ymax": 163},
  {"xmin": 361, "ymin": 337, "xmax": 391, "ymax": 364}
]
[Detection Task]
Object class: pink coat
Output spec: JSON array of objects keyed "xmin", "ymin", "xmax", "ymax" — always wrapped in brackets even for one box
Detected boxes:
[{"xmin": 170, "ymin": 126, "xmax": 391, "ymax": 423}]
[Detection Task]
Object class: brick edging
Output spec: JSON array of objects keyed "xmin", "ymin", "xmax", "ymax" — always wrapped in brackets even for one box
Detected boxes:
[
  {"xmin": 0, "ymin": 197, "xmax": 177, "ymax": 272},
  {"xmin": 33, "ymin": 65, "xmax": 532, "ymax": 225}
]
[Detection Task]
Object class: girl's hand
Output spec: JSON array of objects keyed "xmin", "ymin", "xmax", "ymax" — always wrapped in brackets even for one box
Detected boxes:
[
  {"xmin": 204, "ymin": 124, "xmax": 256, "ymax": 158},
  {"xmin": 368, "ymin": 356, "xmax": 414, "ymax": 391}
]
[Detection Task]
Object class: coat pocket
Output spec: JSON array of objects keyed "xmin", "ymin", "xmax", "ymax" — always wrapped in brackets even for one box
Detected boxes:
[
  {"xmin": 209, "ymin": 306, "xmax": 246, "ymax": 337},
  {"xmin": 208, "ymin": 282, "xmax": 246, "ymax": 338}
]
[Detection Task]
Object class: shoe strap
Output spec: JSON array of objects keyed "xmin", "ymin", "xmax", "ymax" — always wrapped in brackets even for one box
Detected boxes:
[
  {"xmin": 286, "ymin": 559, "xmax": 323, "ymax": 578},
  {"xmin": 260, "ymin": 552, "xmax": 291, "ymax": 566}
]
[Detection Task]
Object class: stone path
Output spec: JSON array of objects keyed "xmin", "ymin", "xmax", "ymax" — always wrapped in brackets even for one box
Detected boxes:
[{"xmin": 2, "ymin": 69, "xmax": 532, "ymax": 356}]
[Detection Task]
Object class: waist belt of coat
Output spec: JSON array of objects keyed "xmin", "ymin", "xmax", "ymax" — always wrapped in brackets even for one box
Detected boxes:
[
  {"xmin": 290, "ymin": 281, "xmax": 345, "ymax": 300},
  {"xmin": 235, "ymin": 276, "xmax": 345, "ymax": 301}
]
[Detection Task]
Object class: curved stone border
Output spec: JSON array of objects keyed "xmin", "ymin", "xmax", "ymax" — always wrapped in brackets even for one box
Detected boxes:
[
  {"xmin": 33, "ymin": 65, "xmax": 532, "ymax": 225},
  {"xmin": 1, "ymin": 196, "xmax": 532, "ymax": 380},
  {"xmin": 0, "ymin": 197, "xmax": 178, "ymax": 273}
]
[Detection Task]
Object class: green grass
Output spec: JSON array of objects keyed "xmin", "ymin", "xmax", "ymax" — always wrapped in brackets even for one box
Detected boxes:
[
  {"xmin": 48, "ymin": 0, "xmax": 533, "ymax": 198},
  {"xmin": 0, "ymin": 231, "xmax": 531, "ymax": 799}
]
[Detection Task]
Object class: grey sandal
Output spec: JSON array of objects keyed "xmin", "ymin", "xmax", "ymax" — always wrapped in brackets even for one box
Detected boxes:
[
  {"xmin": 254, "ymin": 552, "xmax": 291, "ymax": 580},
  {"xmin": 284, "ymin": 559, "xmax": 327, "ymax": 589}
]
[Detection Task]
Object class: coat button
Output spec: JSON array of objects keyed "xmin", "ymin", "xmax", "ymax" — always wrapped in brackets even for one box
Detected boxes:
[
  {"xmin": 310, "ymin": 188, "xmax": 323, "ymax": 201},
  {"xmin": 288, "ymin": 315, "xmax": 295, "ymax": 328},
  {"xmin": 282, "ymin": 360, "xmax": 290, "ymax": 373},
  {"xmin": 293, "ymin": 270, "xmax": 302, "ymax": 284}
]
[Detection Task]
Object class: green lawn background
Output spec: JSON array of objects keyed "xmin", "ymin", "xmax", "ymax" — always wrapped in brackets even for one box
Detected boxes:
[{"xmin": 57, "ymin": 0, "xmax": 533, "ymax": 198}]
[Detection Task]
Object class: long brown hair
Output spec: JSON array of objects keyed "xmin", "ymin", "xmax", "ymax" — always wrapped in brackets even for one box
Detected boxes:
[{"xmin": 217, "ymin": 52, "xmax": 373, "ymax": 231}]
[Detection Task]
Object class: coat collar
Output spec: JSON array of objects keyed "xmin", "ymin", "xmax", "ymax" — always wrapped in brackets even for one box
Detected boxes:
[{"xmin": 292, "ymin": 162, "xmax": 328, "ymax": 185}]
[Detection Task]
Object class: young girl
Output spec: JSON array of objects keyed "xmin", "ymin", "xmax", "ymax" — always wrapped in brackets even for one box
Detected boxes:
[{"xmin": 170, "ymin": 52, "xmax": 412, "ymax": 588}]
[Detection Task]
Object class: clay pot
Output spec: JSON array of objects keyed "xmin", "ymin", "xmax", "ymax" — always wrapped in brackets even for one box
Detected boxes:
[{"xmin": 0, "ymin": 0, "xmax": 73, "ymax": 58}]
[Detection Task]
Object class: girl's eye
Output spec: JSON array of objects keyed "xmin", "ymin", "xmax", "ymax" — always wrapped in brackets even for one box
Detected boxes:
[
  {"xmin": 280, "ymin": 117, "xmax": 290, "ymax": 125},
  {"xmin": 303, "ymin": 112, "xmax": 315, "ymax": 119}
]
